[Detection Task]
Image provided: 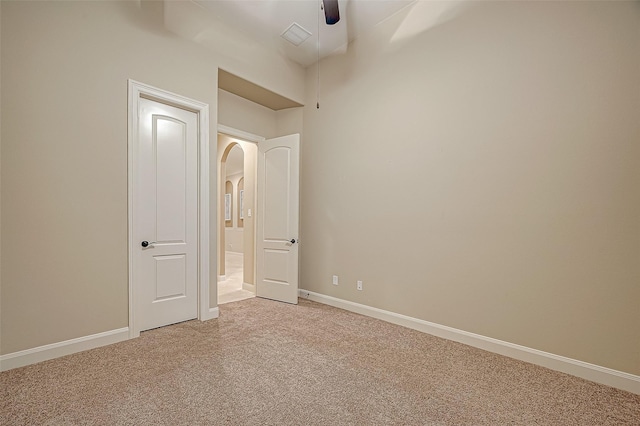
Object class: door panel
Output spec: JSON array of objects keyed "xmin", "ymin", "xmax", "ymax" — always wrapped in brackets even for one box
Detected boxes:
[
  {"xmin": 155, "ymin": 117, "xmax": 187, "ymax": 242},
  {"xmin": 154, "ymin": 254, "xmax": 187, "ymax": 300},
  {"xmin": 264, "ymin": 147, "xmax": 291, "ymax": 238},
  {"xmin": 134, "ymin": 98, "xmax": 198, "ymax": 332},
  {"xmin": 256, "ymin": 134, "xmax": 300, "ymax": 304},
  {"xmin": 264, "ymin": 249, "xmax": 290, "ymax": 283}
]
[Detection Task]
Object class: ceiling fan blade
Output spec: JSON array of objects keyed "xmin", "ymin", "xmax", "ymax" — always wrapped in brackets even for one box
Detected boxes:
[{"xmin": 322, "ymin": 0, "xmax": 340, "ymax": 25}]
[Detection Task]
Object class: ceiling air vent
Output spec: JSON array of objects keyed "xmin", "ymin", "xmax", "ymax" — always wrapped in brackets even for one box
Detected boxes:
[{"xmin": 281, "ymin": 22, "xmax": 312, "ymax": 46}]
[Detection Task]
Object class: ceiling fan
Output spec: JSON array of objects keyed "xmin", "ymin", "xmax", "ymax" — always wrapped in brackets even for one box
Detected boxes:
[{"xmin": 322, "ymin": 0, "xmax": 340, "ymax": 25}]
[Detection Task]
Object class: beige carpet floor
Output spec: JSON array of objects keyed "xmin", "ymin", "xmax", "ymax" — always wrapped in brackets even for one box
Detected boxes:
[{"xmin": 1, "ymin": 298, "xmax": 639, "ymax": 425}]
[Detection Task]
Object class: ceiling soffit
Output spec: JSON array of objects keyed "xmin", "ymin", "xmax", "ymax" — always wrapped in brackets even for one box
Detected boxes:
[{"xmin": 219, "ymin": 69, "xmax": 303, "ymax": 111}]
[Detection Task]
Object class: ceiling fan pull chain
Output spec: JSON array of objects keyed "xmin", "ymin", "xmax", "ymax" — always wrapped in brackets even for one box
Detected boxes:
[{"xmin": 317, "ymin": 0, "xmax": 321, "ymax": 109}]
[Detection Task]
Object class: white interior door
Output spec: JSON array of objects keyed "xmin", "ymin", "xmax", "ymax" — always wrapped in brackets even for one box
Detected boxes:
[
  {"xmin": 133, "ymin": 97, "xmax": 198, "ymax": 332},
  {"xmin": 256, "ymin": 134, "xmax": 300, "ymax": 304}
]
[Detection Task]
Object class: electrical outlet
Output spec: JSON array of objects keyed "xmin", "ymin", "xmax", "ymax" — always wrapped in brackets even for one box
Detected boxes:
[
  {"xmin": 357, "ymin": 280, "xmax": 363, "ymax": 291},
  {"xmin": 333, "ymin": 275, "xmax": 339, "ymax": 285}
]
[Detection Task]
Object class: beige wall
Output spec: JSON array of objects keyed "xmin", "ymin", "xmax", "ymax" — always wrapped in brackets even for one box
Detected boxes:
[
  {"xmin": 0, "ymin": 3, "xmax": 3, "ymax": 354},
  {"xmin": 218, "ymin": 89, "xmax": 278, "ymax": 139},
  {"xmin": 301, "ymin": 1, "xmax": 640, "ymax": 375},
  {"xmin": 0, "ymin": 1, "xmax": 304, "ymax": 355},
  {"xmin": 224, "ymin": 229, "xmax": 244, "ymax": 254},
  {"xmin": 276, "ymin": 107, "xmax": 304, "ymax": 137},
  {"xmin": 218, "ymin": 89, "xmax": 303, "ymax": 141}
]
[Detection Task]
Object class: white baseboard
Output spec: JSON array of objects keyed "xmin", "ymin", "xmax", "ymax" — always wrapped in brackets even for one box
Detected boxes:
[
  {"xmin": 2, "ymin": 306, "xmax": 221, "ymax": 371},
  {"xmin": 201, "ymin": 307, "xmax": 220, "ymax": 321},
  {"xmin": 0, "ymin": 327, "xmax": 130, "ymax": 372},
  {"xmin": 242, "ymin": 282, "xmax": 256, "ymax": 293},
  {"xmin": 218, "ymin": 275, "xmax": 226, "ymax": 281},
  {"xmin": 299, "ymin": 289, "xmax": 640, "ymax": 395}
]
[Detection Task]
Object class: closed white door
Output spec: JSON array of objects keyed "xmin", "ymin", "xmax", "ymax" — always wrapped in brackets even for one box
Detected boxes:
[
  {"xmin": 256, "ymin": 134, "xmax": 300, "ymax": 304},
  {"xmin": 133, "ymin": 98, "xmax": 198, "ymax": 332}
]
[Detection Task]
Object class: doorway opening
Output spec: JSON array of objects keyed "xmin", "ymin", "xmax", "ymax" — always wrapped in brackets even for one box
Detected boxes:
[
  {"xmin": 218, "ymin": 136, "xmax": 257, "ymax": 304},
  {"xmin": 216, "ymin": 129, "xmax": 301, "ymax": 305}
]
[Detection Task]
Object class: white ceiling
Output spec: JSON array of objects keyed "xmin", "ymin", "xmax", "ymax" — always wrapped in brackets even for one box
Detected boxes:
[{"xmin": 192, "ymin": 0, "xmax": 415, "ymax": 67}]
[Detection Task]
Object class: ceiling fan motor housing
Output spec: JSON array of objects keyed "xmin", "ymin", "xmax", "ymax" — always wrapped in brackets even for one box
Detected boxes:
[{"xmin": 322, "ymin": 0, "xmax": 340, "ymax": 25}]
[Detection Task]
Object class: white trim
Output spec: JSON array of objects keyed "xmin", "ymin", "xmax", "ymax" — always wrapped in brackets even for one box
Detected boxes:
[
  {"xmin": 128, "ymin": 80, "xmax": 211, "ymax": 338},
  {"xmin": 218, "ymin": 124, "xmax": 265, "ymax": 144},
  {"xmin": 242, "ymin": 282, "xmax": 256, "ymax": 293},
  {"xmin": 218, "ymin": 275, "xmax": 226, "ymax": 281},
  {"xmin": 201, "ymin": 307, "xmax": 220, "ymax": 321},
  {"xmin": 299, "ymin": 290, "xmax": 640, "ymax": 395},
  {"xmin": 0, "ymin": 328, "xmax": 129, "ymax": 372}
]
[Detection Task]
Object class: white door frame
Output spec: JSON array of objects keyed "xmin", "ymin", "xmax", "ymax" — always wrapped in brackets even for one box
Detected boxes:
[
  {"xmin": 218, "ymin": 125, "xmax": 265, "ymax": 145},
  {"xmin": 128, "ymin": 80, "xmax": 213, "ymax": 339}
]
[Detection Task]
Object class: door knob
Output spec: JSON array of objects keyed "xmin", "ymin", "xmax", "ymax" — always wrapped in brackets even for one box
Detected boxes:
[{"xmin": 141, "ymin": 241, "xmax": 157, "ymax": 248}]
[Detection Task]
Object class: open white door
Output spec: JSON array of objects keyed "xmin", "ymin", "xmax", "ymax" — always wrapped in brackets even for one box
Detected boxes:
[{"xmin": 256, "ymin": 134, "xmax": 300, "ymax": 304}]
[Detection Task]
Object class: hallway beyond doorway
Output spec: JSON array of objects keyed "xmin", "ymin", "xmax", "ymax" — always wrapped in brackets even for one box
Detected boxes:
[{"xmin": 218, "ymin": 252, "xmax": 254, "ymax": 304}]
